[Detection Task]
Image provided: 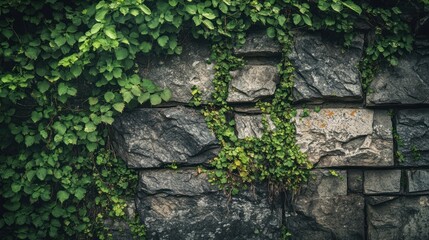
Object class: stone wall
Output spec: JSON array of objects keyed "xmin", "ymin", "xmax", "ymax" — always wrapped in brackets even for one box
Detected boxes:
[{"xmin": 112, "ymin": 30, "xmax": 429, "ymax": 239}]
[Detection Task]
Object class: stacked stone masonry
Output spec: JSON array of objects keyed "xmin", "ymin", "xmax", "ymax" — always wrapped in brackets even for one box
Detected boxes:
[{"xmin": 111, "ymin": 30, "xmax": 429, "ymax": 239}]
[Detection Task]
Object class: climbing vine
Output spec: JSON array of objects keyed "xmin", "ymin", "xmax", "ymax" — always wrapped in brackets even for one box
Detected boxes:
[{"xmin": 0, "ymin": 0, "xmax": 428, "ymax": 239}]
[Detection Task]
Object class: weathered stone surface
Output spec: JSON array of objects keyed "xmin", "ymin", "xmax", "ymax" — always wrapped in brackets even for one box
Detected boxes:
[
  {"xmin": 295, "ymin": 108, "xmax": 394, "ymax": 167},
  {"xmin": 227, "ymin": 65, "xmax": 279, "ymax": 103},
  {"xmin": 112, "ymin": 106, "xmax": 219, "ymax": 168},
  {"xmin": 290, "ymin": 31, "xmax": 364, "ymax": 103},
  {"xmin": 396, "ymin": 109, "xmax": 429, "ymax": 166},
  {"xmin": 234, "ymin": 114, "xmax": 275, "ymax": 139},
  {"xmin": 364, "ymin": 170, "xmax": 402, "ymax": 194},
  {"xmin": 367, "ymin": 196, "xmax": 429, "ymax": 240},
  {"xmin": 407, "ymin": 170, "xmax": 429, "ymax": 192},
  {"xmin": 137, "ymin": 169, "xmax": 282, "ymax": 240},
  {"xmin": 140, "ymin": 41, "xmax": 214, "ymax": 103},
  {"xmin": 287, "ymin": 170, "xmax": 364, "ymax": 239},
  {"xmin": 234, "ymin": 30, "xmax": 281, "ymax": 57},
  {"xmin": 348, "ymin": 170, "xmax": 363, "ymax": 193},
  {"xmin": 366, "ymin": 40, "xmax": 429, "ymax": 106}
]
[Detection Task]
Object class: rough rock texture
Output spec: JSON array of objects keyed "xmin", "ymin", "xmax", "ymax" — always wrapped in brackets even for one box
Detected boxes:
[
  {"xmin": 227, "ymin": 65, "xmax": 279, "ymax": 103},
  {"xmin": 234, "ymin": 30, "xmax": 281, "ymax": 57},
  {"xmin": 364, "ymin": 170, "xmax": 402, "ymax": 194},
  {"xmin": 396, "ymin": 109, "xmax": 429, "ymax": 166},
  {"xmin": 138, "ymin": 169, "xmax": 282, "ymax": 240},
  {"xmin": 290, "ymin": 32, "xmax": 364, "ymax": 102},
  {"xmin": 140, "ymin": 41, "xmax": 214, "ymax": 103},
  {"xmin": 366, "ymin": 40, "xmax": 429, "ymax": 106},
  {"xmin": 407, "ymin": 170, "xmax": 429, "ymax": 193},
  {"xmin": 295, "ymin": 108, "xmax": 394, "ymax": 167},
  {"xmin": 112, "ymin": 106, "xmax": 219, "ymax": 168},
  {"xmin": 367, "ymin": 196, "xmax": 429, "ymax": 239},
  {"xmin": 287, "ymin": 170, "xmax": 365, "ymax": 239},
  {"xmin": 234, "ymin": 114, "xmax": 275, "ymax": 139},
  {"xmin": 348, "ymin": 170, "xmax": 363, "ymax": 193}
]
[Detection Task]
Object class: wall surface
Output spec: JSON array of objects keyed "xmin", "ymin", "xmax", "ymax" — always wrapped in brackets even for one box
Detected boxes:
[{"xmin": 111, "ymin": 29, "xmax": 429, "ymax": 239}]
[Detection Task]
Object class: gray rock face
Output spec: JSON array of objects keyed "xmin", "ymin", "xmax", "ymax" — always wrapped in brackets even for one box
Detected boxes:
[
  {"xmin": 112, "ymin": 106, "xmax": 219, "ymax": 168},
  {"xmin": 137, "ymin": 169, "xmax": 282, "ymax": 240},
  {"xmin": 407, "ymin": 170, "xmax": 429, "ymax": 193},
  {"xmin": 234, "ymin": 30, "xmax": 281, "ymax": 57},
  {"xmin": 348, "ymin": 170, "xmax": 363, "ymax": 193},
  {"xmin": 290, "ymin": 32, "xmax": 364, "ymax": 103},
  {"xmin": 396, "ymin": 109, "xmax": 429, "ymax": 166},
  {"xmin": 140, "ymin": 41, "xmax": 214, "ymax": 103},
  {"xmin": 295, "ymin": 108, "xmax": 393, "ymax": 167},
  {"xmin": 227, "ymin": 65, "xmax": 279, "ymax": 103},
  {"xmin": 287, "ymin": 170, "xmax": 364, "ymax": 239},
  {"xmin": 367, "ymin": 196, "xmax": 429, "ymax": 240},
  {"xmin": 364, "ymin": 170, "xmax": 402, "ymax": 194},
  {"xmin": 234, "ymin": 114, "xmax": 275, "ymax": 139},
  {"xmin": 366, "ymin": 40, "xmax": 429, "ymax": 106}
]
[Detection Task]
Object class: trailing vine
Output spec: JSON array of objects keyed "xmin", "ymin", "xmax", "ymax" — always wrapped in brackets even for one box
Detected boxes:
[{"xmin": 1, "ymin": 0, "xmax": 428, "ymax": 239}]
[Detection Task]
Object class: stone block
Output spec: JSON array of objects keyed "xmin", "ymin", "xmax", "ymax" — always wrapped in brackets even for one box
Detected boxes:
[
  {"xmin": 348, "ymin": 170, "xmax": 363, "ymax": 193},
  {"xmin": 364, "ymin": 170, "xmax": 401, "ymax": 194},
  {"xmin": 290, "ymin": 31, "xmax": 364, "ymax": 103},
  {"xmin": 140, "ymin": 41, "xmax": 214, "ymax": 103},
  {"xmin": 233, "ymin": 30, "xmax": 281, "ymax": 57},
  {"xmin": 227, "ymin": 65, "xmax": 279, "ymax": 103},
  {"xmin": 367, "ymin": 196, "xmax": 429, "ymax": 240},
  {"xmin": 366, "ymin": 40, "xmax": 429, "ymax": 106},
  {"xmin": 112, "ymin": 106, "xmax": 219, "ymax": 168},
  {"xmin": 396, "ymin": 109, "xmax": 429, "ymax": 166},
  {"xmin": 407, "ymin": 170, "xmax": 429, "ymax": 193},
  {"xmin": 234, "ymin": 114, "xmax": 275, "ymax": 139},
  {"xmin": 287, "ymin": 170, "xmax": 363, "ymax": 239},
  {"xmin": 295, "ymin": 108, "xmax": 394, "ymax": 167},
  {"xmin": 137, "ymin": 169, "xmax": 282, "ymax": 240}
]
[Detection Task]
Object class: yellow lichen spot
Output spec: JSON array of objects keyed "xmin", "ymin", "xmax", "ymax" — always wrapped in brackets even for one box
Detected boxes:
[
  {"xmin": 326, "ymin": 110, "xmax": 335, "ymax": 117},
  {"xmin": 350, "ymin": 110, "xmax": 357, "ymax": 117}
]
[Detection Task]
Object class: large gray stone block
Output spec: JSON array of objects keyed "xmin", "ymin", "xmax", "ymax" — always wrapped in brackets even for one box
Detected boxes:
[
  {"xmin": 137, "ymin": 169, "xmax": 282, "ymax": 240},
  {"xmin": 366, "ymin": 40, "xmax": 429, "ymax": 106},
  {"xmin": 112, "ymin": 106, "xmax": 219, "ymax": 168},
  {"xmin": 364, "ymin": 170, "xmax": 402, "ymax": 194},
  {"xmin": 234, "ymin": 114, "xmax": 275, "ymax": 139},
  {"xmin": 227, "ymin": 65, "xmax": 279, "ymax": 103},
  {"xmin": 367, "ymin": 196, "xmax": 429, "ymax": 240},
  {"xmin": 286, "ymin": 170, "xmax": 364, "ymax": 239},
  {"xmin": 290, "ymin": 32, "xmax": 364, "ymax": 103},
  {"xmin": 396, "ymin": 109, "xmax": 429, "ymax": 166},
  {"xmin": 407, "ymin": 170, "xmax": 429, "ymax": 193},
  {"xmin": 295, "ymin": 108, "xmax": 393, "ymax": 167},
  {"xmin": 140, "ymin": 41, "xmax": 214, "ymax": 103},
  {"xmin": 234, "ymin": 30, "xmax": 281, "ymax": 57}
]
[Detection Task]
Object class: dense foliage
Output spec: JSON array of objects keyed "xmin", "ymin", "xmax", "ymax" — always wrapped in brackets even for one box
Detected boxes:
[{"xmin": 1, "ymin": 0, "xmax": 428, "ymax": 239}]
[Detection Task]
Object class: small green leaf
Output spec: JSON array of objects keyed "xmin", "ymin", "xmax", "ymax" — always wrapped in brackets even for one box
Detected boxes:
[
  {"xmin": 157, "ymin": 35, "xmax": 169, "ymax": 47},
  {"xmin": 202, "ymin": 20, "xmax": 214, "ymax": 30},
  {"xmin": 202, "ymin": 12, "xmax": 216, "ymax": 20},
  {"xmin": 140, "ymin": 42, "xmax": 152, "ymax": 53},
  {"xmin": 331, "ymin": 3, "xmax": 343, "ymax": 12},
  {"xmin": 342, "ymin": 0, "xmax": 362, "ymax": 15},
  {"xmin": 160, "ymin": 88, "xmax": 172, "ymax": 101},
  {"xmin": 278, "ymin": 15, "xmax": 286, "ymax": 26},
  {"xmin": 104, "ymin": 27, "xmax": 117, "ymax": 39},
  {"xmin": 90, "ymin": 23, "xmax": 104, "ymax": 34},
  {"xmin": 36, "ymin": 168, "xmax": 47, "ymax": 181},
  {"xmin": 88, "ymin": 97, "xmax": 98, "ymax": 105},
  {"xmin": 31, "ymin": 111, "xmax": 43, "ymax": 123},
  {"xmin": 150, "ymin": 94, "xmax": 162, "ymax": 105},
  {"xmin": 37, "ymin": 81, "xmax": 50, "ymax": 93},
  {"xmin": 115, "ymin": 47, "xmax": 129, "ymax": 60},
  {"xmin": 266, "ymin": 27, "xmax": 275, "ymax": 38},
  {"xmin": 58, "ymin": 83, "xmax": 68, "ymax": 96},
  {"xmin": 74, "ymin": 188, "xmax": 86, "ymax": 200},
  {"xmin": 25, "ymin": 135, "xmax": 35, "ymax": 147},
  {"xmin": 101, "ymin": 115, "xmax": 114, "ymax": 125},
  {"xmin": 138, "ymin": 92, "xmax": 150, "ymax": 104},
  {"xmin": 11, "ymin": 183, "xmax": 21, "ymax": 193},
  {"xmin": 57, "ymin": 191, "xmax": 70, "ymax": 204},
  {"xmin": 86, "ymin": 142, "xmax": 98, "ymax": 152},
  {"xmin": 70, "ymin": 65, "xmax": 82, "ymax": 78},
  {"xmin": 185, "ymin": 4, "xmax": 197, "ymax": 14},
  {"xmin": 95, "ymin": 9, "xmax": 108, "ymax": 22},
  {"xmin": 104, "ymin": 92, "xmax": 115, "ymax": 102},
  {"xmin": 139, "ymin": 4, "xmax": 152, "ymax": 15},
  {"xmin": 122, "ymin": 90, "xmax": 134, "ymax": 103},
  {"xmin": 302, "ymin": 15, "xmax": 312, "ymax": 26},
  {"xmin": 84, "ymin": 122, "xmax": 97, "ymax": 133},
  {"xmin": 113, "ymin": 102, "xmax": 125, "ymax": 113},
  {"xmin": 293, "ymin": 14, "xmax": 302, "ymax": 25}
]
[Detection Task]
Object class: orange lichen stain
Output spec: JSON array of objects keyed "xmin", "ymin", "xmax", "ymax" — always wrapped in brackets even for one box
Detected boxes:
[
  {"xmin": 326, "ymin": 110, "xmax": 335, "ymax": 117},
  {"xmin": 350, "ymin": 110, "xmax": 357, "ymax": 117},
  {"xmin": 320, "ymin": 123, "xmax": 327, "ymax": 128}
]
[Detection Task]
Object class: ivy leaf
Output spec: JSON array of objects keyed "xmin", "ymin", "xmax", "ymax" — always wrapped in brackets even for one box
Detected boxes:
[
  {"xmin": 185, "ymin": 4, "xmax": 197, "ymax": 14},
  {"xmin": 202, "ymin": 20, "xmax": 214, "ymax": 30},
  {"xmin": 140, "ymin": 42, "xmax": 152, "ymax": 53},
  {"xmin": 122, "ymin": 90, "xmax": 134, "ymax": 103},
  {"xmin": 58, "ymin": 83, "xmax": 68, "ymax": 96},
  {"xmin": 25, "ymin": 135, "xmax": 35, "ymax": 147},
  {"xmin": 292, "ymin": 14, "xmax": 301, "ymax": 25},
  {"xmin": 57, "ymin": 191, "xmax": 70, "ymax": 204},
  {"xmin": 104, "ymin": 27, "xmax": 117, "ymax": 39},
  {"xmin": 266, "ymin": 27, "xmax": 275, "ymax": 38},
  {"xmin": 150, "ymin": 94, "xmax": 162, "ymax": 105},
  {"xmin": 160, "ymin": 89, "xmax": 172, "ymax": 101},
  {"xmin": 52, "ymin": 206, "xmax": 65, "ymax": 218},
  {"xmin": 90, "ymin": 23, "xmax": 104, "ymax": 34},
  {"xmin": 115, "ymin": 47, "xmax": 129, "ymax": 60},
  {"xmin": 55, "ymin": 36, "xmax": 67, "ymax": 47},
  {"xmin": 70, "ymin": 65, "xmax": 82, "ymax": 78},
  {"xmin": 104, "ymin": 92, "xmax": 115, "ymax": 102},
  {"xmin": 86, "ymin": 142, "xmax": 98, "ymax": 152},
  {"xmin": 11, "ymin": 183, "xmax": 21, "ymax": 193},
  {"xmin": 137, "ymin": 92, "xmax": 150, "ymax": 104},
  {"xmin": 342, "ymin": 0, "xmax": 362, "ymax": 15},
  {"xmin": 101, "ymin": 115, "xmax": 114, "ymax": 125},
  {"xmin": 278, "ymin": 15, "xmax": 286, "ymax": 26},
  {"xmin": 37, "ymin": 81, "xmax": 50, "ymax": 93},
  {"xmin": 331, "ymin": 3, "xmax": 343, "ymax": 12},
  {"xmin": 88, "ymin": 97, "xmax": 98, "ymax": 105},
  {"xmin": 113, "ymin": 102, "xmax": 125, "ymax": 113},
  {"xmin": 157, "ymin": 35, "xmax": 169, "ymax": 47},
  {"xmin": 36, "ymin": 168, "xmax": 47, "ymax": 181},
  {"xmin": 74, "ymin": 188, "xmax": 86, "ymax": 200},
  {"xmin": 302, "ymin": 15, "xmax": 312, "ymax": 26},
  {"xmin": 139, "ymin": 4, "xmax": 152, "ymax": 15},
  {"xmin": 95, "ymin": 9, "xmax": 108, "ymax": 22},
  {"xmin": 84, "ymin": 122, "xmax": 97, "ymax": 133},
  {"xmin": 31, "ymin": 111, "xmax": 43, "ymax": 123},
  {"xmin": 202, "ymin": 12, "xmax": 216, "ymax": 20}
]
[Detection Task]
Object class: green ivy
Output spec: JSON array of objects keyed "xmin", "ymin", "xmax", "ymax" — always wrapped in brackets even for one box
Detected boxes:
[{"xmin": 1, "ymin": 0, "xmax": 428, "ymax": 239}]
